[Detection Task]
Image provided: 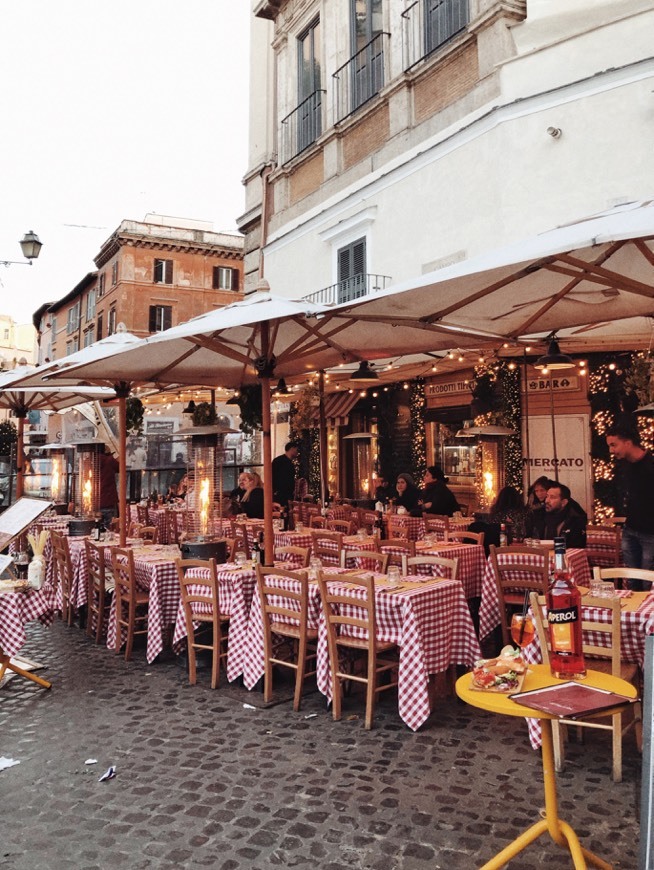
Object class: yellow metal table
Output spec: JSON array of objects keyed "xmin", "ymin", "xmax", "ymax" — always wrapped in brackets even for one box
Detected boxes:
[{"xmin": 456, "ymin": 664, "xmax": 637, "ymax": 869}]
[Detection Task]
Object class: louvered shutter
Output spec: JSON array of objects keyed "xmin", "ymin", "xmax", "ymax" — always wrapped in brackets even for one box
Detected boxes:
[
  {"xmin": 163, "ymin": 306, "xmax": 172, "ymax": 330},
  {"xmin": 231, "ymin": 268, "xmax": 240, "ymax": 291},
  {"xmin": 149, "ymin": 306, "xmax": 157, "ymax": 332}
]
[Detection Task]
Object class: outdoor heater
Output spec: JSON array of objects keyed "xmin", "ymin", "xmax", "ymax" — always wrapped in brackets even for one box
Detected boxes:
[
  {"xmin": 468, "ymin": 425, "xmax": 515, "ymax": 510},
  {"xmin": 43, "ymin": 443, "xmax": 71, "ymax": 513},
  {"xmin": 71, "ymin": 441, "xmax": 102, "ymax": 535},
  {"xmin": 343, "ymin": 432, "xmax": 379, "ymax": 502},
  {"xmin": 179, "ymin": 426, "xmax": 229, "ymax": 562}
]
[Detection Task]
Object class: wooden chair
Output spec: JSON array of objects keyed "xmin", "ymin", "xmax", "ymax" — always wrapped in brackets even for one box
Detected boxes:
[
  {"xmin": 128, "ymin": 521, "xmax": 144, "ymax": 537},
  {"xmin": 177, "ymin": 558, "xmax": 230, "ymax": 689},
  {"xmin": 256, "ymin": 565, "xmax": 318, "ymax": 711},
  {"xmin": 84, "ymin": 539, "xmax": 113, "ymax": 643},
  {"xmin": 424, "ymin": 514, "xmax": 450, "ymax": 540},
  {"xmin": 109, "ymin": 517, "xmax": 121, "ymax": 533},
  {"xmin": 341, "ymin": 549, "xmax": 389, "ymax": 573},
  {"xmin": 406, "ymin": 554, "xmax": 459, "ymax": 580},
  {"xmin": 387, "ymin": 516, "xmax": 409, "ymax": 539},
  {"xmin": 530, "ymin": 592, "xmax": 642, "ymax": 782},
  {"xmin": 230, "ymin": 521, "xmax": 251, "ymax": 559},
  {"xmin": 380, "ymin": 538, "xmax": 415, "ymax": 572},
  {"xmin": 327, "ymin": 518, "xmax": 355, "ymax": 535},
  {"xmin": 317, "ymin": 571, "xmax": 399, "ymax": 729},
  {"xmin": 136, "ymin": 504, "xmax": 149, "ymax": 525},
  {"xmin": 357, "ymin": 508, "xmax": 377, "ymax": 534},
  {"xmin": 445, "ymin": 529, "xmax": 485, "ymax": 546},
  {"xmin": 224, "ymin": 537, "xmax": 237, "ymax": 562},
  {"xmin": 51, "ymin": 531, "xmax": 75, "ymax": 626},
  {"xmin": 139, "ymin": 526, "xmax": 159, "ymax": 544},
  {"xmin": 489, "ymin": 544, "xmax": 549, "ymax": 647},
  {"xmin": 586, "ymin": 525, "xmax": 622, "ymax": 568},
  {"xmin": 112, "ymin": 547, "xmax": 149, "ymax": 661},
  {"xmin": 591, "ymin": 566, "xmax": 654, "ymax": 590},
  {"xmin": 275, "ymin": 546, "xmax": 311, "ymax": 568},
  {"xmin": 309, "ymin": 514, "xmax": 326, "ymax": 529},
  {"xmin": 166, "ymin": 509, "xmax": 188, "ymax": 545},
  {"xmin": 310, "ymin": 529, "xmax": 343, "ymax": 566}
]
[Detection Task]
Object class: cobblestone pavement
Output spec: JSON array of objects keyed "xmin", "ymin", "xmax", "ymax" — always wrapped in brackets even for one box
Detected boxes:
[{"xmin": 0, "ymin": 621, "xmax": 642, "ymax": 870}]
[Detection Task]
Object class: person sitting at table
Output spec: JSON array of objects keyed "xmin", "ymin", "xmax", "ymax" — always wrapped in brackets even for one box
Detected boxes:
[
  {"xmin": 489, "ymin": 486, "xmax": 528, "ymax": 543},
  {"xmin": 374, "ymin": 477, "xmax": 394, "ymax": 505},
  {"xmin": 526, "ymin": 476, "xmax": 551, "ymax": 514},
  {"xmin": 392, "ymin": 473, "xmax": 421, "ymax": 514},
  {"xmin": 229, "ymin": 472, "xmax": 249, "ymax": 516},
  {"xmin": 526, "ymin": 481, "xmax": 587, "ymax": 548},
  {"xmin": 420, "ymin": 465, "xmax": 459, "ymax": 516},
  {"xmin": 239, "ymin": 471, "xmax": 265, "ymax": 520}
]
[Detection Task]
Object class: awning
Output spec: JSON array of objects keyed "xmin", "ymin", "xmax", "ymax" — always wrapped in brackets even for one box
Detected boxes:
[{"xmin": 311, "ymin": 390, "xmax": 361, "ymax": 427}]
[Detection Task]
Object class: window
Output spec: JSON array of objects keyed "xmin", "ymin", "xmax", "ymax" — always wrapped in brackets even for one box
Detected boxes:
[
  {"xmin": 2, "ymin": 329, "xmax": 8, "ymax": 340},
  {"xmin": 83, "ymin": 327, "xmax": 94, "ymax": 348},
  {"xmin": 98, "ymin": 273, "xmax": 105, "ymax": 297},
  {"xmin": 337, "ymin": 238, "xmax": 367, "ymax": 303},
  {"xmin": 297, "ymin": 19, "xmax": 322, "ymax": 152},
  {"xmin": 111, "ymin": 261, "xmax": 118, "ymax": 285},
  {"xmin": 108, "ymin": 308, "xmax": 117, "ymax": 336},
  {"xmin": 153, "ymin": 258, "xmax": 173, "ymax": 284},
  {"xmin": 212, "ymin": 266, "xmax": 239, "ymax": 291},
  {"xmin": 66, "ymin": 337, "xmax": 79, "ymax": 355},
  {"xmin": 97, "ymin": 312, "xmax": 103, "ymax": 341},
  {"xmin": 149, "ymin": 305, "xmax": 172, "ymax": 333},
  {"xmin": 66, "ymin": 302, "xmax": 80, "ymax": 334},
  {"xmin": 51, "ymin": 315, "xmax": 57, "ymax": 341},
  {"xmin": 348, "ymin": 0, "xmax": 384, "ymax": 113},
  {"xmin": 424, "ymin": 0, "xmax": 468, "ymax": 56},
  {"xmin": 86, "ymin": 289, "xmax": 96, "ymax": 321}
]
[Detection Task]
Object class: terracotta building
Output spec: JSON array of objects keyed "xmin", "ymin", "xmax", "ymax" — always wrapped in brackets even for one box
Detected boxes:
[{"xmin": 34, "ymin": 215, "xmax": 244, "ymax": 363}]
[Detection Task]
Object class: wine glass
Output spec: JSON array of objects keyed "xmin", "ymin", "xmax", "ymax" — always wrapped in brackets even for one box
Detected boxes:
[{"xmin": 510, "ymin": 612, "xmax": 535, "ymax": 651}]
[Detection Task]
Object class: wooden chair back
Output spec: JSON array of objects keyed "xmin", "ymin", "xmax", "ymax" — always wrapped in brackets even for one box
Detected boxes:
[
  {"xmin": 327, "ymin": 518, "xmax": 355, "ymax": 535},
  {"xmin": 256, "ymin": 565, "xmax": 317, "ymax": 710},
  {"xmin": 387, "ymin": 516, "xmax": 409, "ymax": 539},
  {"xmin": 316, "ymin": 570, "xmax": 398, "ymax": 729},
  {"xmin": 309, "ymin": 514, "xmax": 326, "ymax": 529},
  {"xmin": 424, "ymin": 515, "xmax": 450, "ymax": 539},
  {"xmin": 166, "ymin": 509, "xmax": 188, "ymax": 545},
  {"xmin": 310, "ymin": 529, "xmax": 343, "ymax": 565},
  {"xmin": 380, "ymin": 538, "xmax": 415, "ymax": 570},
  {"xmin": 111, "ymin": 546, "xmax": 149, "ymax": 660},
  {"xmin": 139, "ymin": 525, "xmax": 159, "ymax": 544},
  {"xmin": 341, "ymin": 549, "xmax": 389, "ymax": 573},
  {"xmin": 51, "ymin": 531, "xmax": 74, "ymax": 626},
  {"xmin": 592, "ymin": 566, "xmax": 654, "ymax": 590},
  {"xmin": 84, "ymin": 539, "xmax": 110, "ymax": 643},
  {"xmin": 230, "ymin": 521, "xmax": 251, "ymax": 559},
  {"xmin": 446, "ymin": 529, "xmax": 485, "ymax": 546},
  {"xmin": 357, "ymin": 508, "xmax": 377, "ymax": 534},
  {"xmin": 136, "ymin": 504, "xmax": 149, "ymax": 525},
  {"xmin": 406, "ymin": 555, "xmax": 459, "ymax": 580},
  {"xmin": 177, "ymin": 558, "xmax": 227, "ymax": 689},
  {"xmin": 586, "ymin": 525, "xmax": 622, "ymax": 568},
  {"xmin": 224, "ymin": 537, "xmax": 237, "ymax": 562},
  {"xmin": 275, "ymin": 546, "xmax": 311, "ymax": 568},
  {"xmin": 489, "ymin": 544, "xmax": 549, "ymax": 646}
]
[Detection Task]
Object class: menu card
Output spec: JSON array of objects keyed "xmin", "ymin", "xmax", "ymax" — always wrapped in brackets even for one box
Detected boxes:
[{"xmin": 510, "ymin": 682, "xmax": 637, "ymax": 719}]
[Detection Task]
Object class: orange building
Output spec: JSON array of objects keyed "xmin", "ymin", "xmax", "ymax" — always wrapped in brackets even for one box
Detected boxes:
[{"xmin": 34, "ymin": 215, "xmax": 243, "ymax": 363}]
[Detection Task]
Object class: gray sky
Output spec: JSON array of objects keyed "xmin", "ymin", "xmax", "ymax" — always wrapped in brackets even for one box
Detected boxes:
[{"xmin": 0, "ymin": 1, "xmax": 251, "ymax": 325}]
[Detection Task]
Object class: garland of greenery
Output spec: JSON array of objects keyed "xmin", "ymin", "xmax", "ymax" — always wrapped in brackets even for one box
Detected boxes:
[
  {"xmin": 472, "ymin": 361, "xmax": 522, "ymax": 493},
  {"xmin": 409, "ymin": 379, "xmax": 427, "ymax": 482},
  {"xmin": 125, "ymin": 397, "xmax": 144, "ymax": 434},
  {"xmin": 234, "ymin": 384, "xmax": 263, "ymax": 434},
  {"xmin": 192, "ymin": 401, "xmax": 217, "ymax": 427},
  {"xmin": 0, "ymin": 420, "xmax": 17, "ymax": 457}
]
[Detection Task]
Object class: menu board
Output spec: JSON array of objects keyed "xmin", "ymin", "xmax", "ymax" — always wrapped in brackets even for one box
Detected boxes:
[{"xmin": 0, "ymin": 498, "xmax": 53, "ymax": 550}]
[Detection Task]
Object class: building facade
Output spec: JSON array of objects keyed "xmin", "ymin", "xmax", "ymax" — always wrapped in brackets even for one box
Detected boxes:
[
  {"xmin": 33, "ymin": 215, "xmax": 244, "ymax": 364},
  {"xmin": 0, "ymin": 315, "xmax": 36, "ymax": 370}
]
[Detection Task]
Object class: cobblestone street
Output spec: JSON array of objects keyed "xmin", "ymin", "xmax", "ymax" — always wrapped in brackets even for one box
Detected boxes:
[{"xmin": 0, "ymin": 621, "xmax": 642, "ymax": 870}]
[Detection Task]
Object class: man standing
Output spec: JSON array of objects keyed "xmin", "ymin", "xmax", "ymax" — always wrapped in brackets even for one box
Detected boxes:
[
  {"xmin": 606, "ymin": 424, "xmax": 654, "ymax": 588},
  {"xmin": 99, "ymin": 445, "xmax": 120, "ymax": 527},
  {"xmin": 527, "ymin": 481, "xmax": 587, "ymax": 548},
  {"xmin": 272, "ymin": 441, "xmax": 298, "ymax": 507}
]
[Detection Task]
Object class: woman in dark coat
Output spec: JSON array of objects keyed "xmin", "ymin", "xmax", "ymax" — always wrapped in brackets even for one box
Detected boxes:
[
  {"xmin": 239, "ymin": 471, "xmax": 265, "ymax": 520},
  {"xmin": 421, "ymin": 465, "xmax": 459, "ymax": 516},
  {"xmin": 393, "ymin": 473, "xmax": 421, "ymax": 513}
]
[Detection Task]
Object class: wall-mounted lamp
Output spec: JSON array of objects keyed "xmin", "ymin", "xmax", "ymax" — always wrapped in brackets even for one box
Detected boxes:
[{"xmin": 1, "ymin": 231, "xmax": 43, "ymax": 267}]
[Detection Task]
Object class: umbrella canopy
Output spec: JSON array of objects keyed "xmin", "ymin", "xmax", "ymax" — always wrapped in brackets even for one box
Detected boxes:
[{"xmin": 328, "ymin": 200, "xmax": 654, "ymax": 341}]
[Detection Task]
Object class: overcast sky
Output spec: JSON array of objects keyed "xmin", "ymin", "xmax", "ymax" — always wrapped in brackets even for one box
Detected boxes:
[{"xmin": 0, "ymin": 1, "xmax": 251, "ymax": 325}]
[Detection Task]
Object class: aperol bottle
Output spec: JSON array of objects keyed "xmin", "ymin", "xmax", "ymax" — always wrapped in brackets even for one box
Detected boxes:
[{"xmin": 546, "ymin": 537, "xmax": 586, "ymax": 679}]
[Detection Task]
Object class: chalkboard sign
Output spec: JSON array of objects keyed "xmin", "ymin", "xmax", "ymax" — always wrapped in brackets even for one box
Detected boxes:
[
  {"xmin": 640, "ymin": 634, "xmax": 653, "ymax": 870},
  {"xmin": 0, "ymin": 497, "xmax": 53, "ymax": 550}
]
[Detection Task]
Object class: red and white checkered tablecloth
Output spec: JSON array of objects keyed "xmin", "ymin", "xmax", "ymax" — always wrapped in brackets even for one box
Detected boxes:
[
  {"xmin": 522, "ymin": 592, "xmax": 654, "ymax": 748},
  {"xmin": 478, "ymin": 548, "xmax": 591, "ymax": 641},
  {"xmin": 382, "ymin": 515, "xmax": 426, "ymax": 541},
  {"xmin": 422, "ymin": 517, "xmax": 471, "ymax": 541},
  {"xmin": 586, "ymin": 530, "xmax": 622, "ymax": 568},
  {"xmin": 9, "ymin": 514, "xmax": 70, "ymax": 555},
  {"xmin": 106, "ymin": 545, "xmax": 182, "ymax": 663},
  {"xmin": 414, "ymin": 542, "xmax": 486, "ymax": 599},
  {"xmin": 316, "ymin": 574, "xmax": 481, "ymax": 730},
  {"xmin": 172, "ymin": 564, "xmax": 258, "ymax": 682},
  {"xmin": 340, "ymin": 535, "xmax": 379, "ymax": 570},
  {"xmin": 0, "ymin": 586, "xmax": 56, "ymax": 657}
]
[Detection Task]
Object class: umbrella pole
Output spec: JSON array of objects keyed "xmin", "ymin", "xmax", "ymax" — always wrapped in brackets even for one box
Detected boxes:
[
  {"xmin": 260, "ymin": 323, "xmax": 274, "ymax": 567},
  {"xmin": 523, "ymin": 350, "xmax": 531, "ymax": 491},
  {"xmin": 318, "ymin": 371, "xmax": 328, "ymax": 506},
  {"xmin": 116, "ymin": 386, "xmax": 129, "ymax": 547},
  {"xmin": 15, "ymin": 412, "xmax": 26, "ymax": 500}
]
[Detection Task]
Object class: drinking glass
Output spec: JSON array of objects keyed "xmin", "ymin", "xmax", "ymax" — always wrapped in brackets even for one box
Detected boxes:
[
  {"xmin": 510, "ymin": 613, "xmax": 535, "ymax": 650},
  {"xmin": 387, "ymin": 565, "xmax": 402, "ymax": 587},
  {"xmin": 309, "ymin": 556, "xmax": 322, "ymax": 581},
  {"xmin": 235, "ymin": 552, "xmax": 247, "ymax": 568},
  {"xmin": 296, "ymin": 522, "xmax": 304, "ymax": 533}
]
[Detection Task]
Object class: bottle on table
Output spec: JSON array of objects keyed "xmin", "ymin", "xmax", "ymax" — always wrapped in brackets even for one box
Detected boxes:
[
  {"xmin": 499, "ymin": 523, "xmax": 508, "ymax": 547},
  {"xmin": 374, "ymin": 511, "xmax": 385, "ymax": 540},
  {"xmin": 280, "ymin": 508, "xmax": 288, "ymax": 532},
  {"xmin": 546, "ymin": 536, "xmax": 586, "ymax": 679},
  {"xmin": 93, "ymin": 515, "xmax": 101, "ymax": 541},
  {"xmin": 98, "ymin": 517, "xmax": 106, "ymax": 542},
  {"xmin": 252, "ymin": 532, "xmax": 264, "ymax": 566}
]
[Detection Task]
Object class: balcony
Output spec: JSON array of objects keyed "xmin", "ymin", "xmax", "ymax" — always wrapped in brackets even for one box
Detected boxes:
[
  {"xmin": 332, "ymin": 33, "xmax": 389, "ymax": 124},
  {"xmin": 402, "ymin": 0, "xmax": 469, "ymax": 70},
  {"xmin": 280, "ymin": 89, "xmax": 326, "ymax": 165},
  {"xmin": 303, "ymin": 273, "xmax": 392, "ymax": 306}
]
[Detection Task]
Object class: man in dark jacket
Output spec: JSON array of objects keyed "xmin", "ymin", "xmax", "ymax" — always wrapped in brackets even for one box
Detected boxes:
[
  {"xmin": 272, "ymin": 441, "xmax": 298, "ymax": 507},
  {"xmin": 528, "ymin": 481, "xmax": 586, "ymax": 549}
]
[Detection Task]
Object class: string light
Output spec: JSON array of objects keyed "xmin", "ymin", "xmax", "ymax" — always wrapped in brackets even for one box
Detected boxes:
[{"xmin": 409, "ymin": 379, "xmax": 427, "ymax": 483}]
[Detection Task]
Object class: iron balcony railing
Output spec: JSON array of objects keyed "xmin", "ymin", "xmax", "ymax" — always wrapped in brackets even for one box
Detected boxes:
[
  {"xmin": 303, "ymin": 273, "xmax": 392, "ymax": 306},
  {"xmin": 280, "ymin": 89, "xmax": 326, "ymax": 165},
  {"xmin": 402, "ymin": 0, "xmax": 469, "ymax": 70},
  {"xmin": 332, "ymin": 32, "xmax": 389, "ymax": 124}
]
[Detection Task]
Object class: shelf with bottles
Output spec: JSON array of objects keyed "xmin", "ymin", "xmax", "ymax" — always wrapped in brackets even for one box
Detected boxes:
[{"xmin": 441, "ymin": 444, "xmax": 477, "ymax": 478}]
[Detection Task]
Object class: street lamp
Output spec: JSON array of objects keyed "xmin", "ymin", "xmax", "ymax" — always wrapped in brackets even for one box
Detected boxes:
[{"xmin": 1, "ymin": 231, "xmax": 43, "ymax": 266}]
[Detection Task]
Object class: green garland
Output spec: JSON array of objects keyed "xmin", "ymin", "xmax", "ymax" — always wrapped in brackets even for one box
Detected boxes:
[
  {"xmin": 409, "ymin": 379, "xmax": 427, "ymax": 482},
  {"xmin": 472, "ymin": 361, "xmax": 522, "ymax": 493}
]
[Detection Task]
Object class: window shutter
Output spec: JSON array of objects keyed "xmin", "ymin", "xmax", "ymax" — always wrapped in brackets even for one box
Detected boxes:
[
  {"xmin": 97, "ymin": 314, "xmax": 103, "ymax": 341},
  {"xmin": 149, "ymin": 306, "xmax": 157, "ymax": 332},
  {"xmin": 352, "ymin": 239, "xmax": 366, "ymax": 277},
  {"xmin": 231, "ymin": 268, "xmax": 239, "ymax": 291},
  {"xmin": 212, "ymin": 266, "xmax": 220, "ymax": 289},
  {"xmin": 165, "ymin": 260, "xmax": 173, "ymax": 284},
  {"xmin": 338, "ymin": 247, "xmax": 351, "ymax": 282},
  {"xmin": 163, "ymin": 306, "xmax": 172, "ymax": 331}
]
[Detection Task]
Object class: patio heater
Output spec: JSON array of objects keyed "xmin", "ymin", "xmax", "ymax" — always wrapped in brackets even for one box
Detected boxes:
[
  {"xmin": 71, "ymin": 442, "xmax": 102, "ymax": 535},
  {"xmin": 467, "ymin": 425, "xmax": 515, "ymax": 511},
  {"xmin": 43, "ymin": 443, "xmax": 71, "ymax": 514},
  {"xmin": 343, "ymin": 432, "xmax": 379, "ymax": 502},
  {"xmin": 180, "ymin": 426, "xmax": 229, "ymax": 562}
]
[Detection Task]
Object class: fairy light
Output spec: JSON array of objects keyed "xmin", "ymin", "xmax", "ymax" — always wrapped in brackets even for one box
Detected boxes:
[{"xmin": 409, "ymin": 379, "xmax": 427, "ymax": 483}]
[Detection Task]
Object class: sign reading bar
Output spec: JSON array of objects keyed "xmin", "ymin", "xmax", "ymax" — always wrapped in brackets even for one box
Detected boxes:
[{"xmin": 527, "ymin": 376, "xmax": 579, "ymax": 392}]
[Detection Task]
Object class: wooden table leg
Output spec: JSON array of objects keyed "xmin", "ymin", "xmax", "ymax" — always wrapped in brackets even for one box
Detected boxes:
[
  {"xmin": 0, "ymin": 650, "xmax": 52, "ymax": 690},
  {"xmin": 480, "ymin": 721, "xmax": 613, "ymax": 870}
]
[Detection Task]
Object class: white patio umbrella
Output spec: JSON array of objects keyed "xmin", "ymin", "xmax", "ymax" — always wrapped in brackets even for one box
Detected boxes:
[
  {"xmin": 31, "ymin": 291, "xmax": 497, "ymax": 563},
  {"xmin": 0, "ymin": 365, "xmax": 116, "ymax": 499}
]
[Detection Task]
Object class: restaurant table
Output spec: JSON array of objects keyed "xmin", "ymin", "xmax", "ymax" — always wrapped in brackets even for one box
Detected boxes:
[
  {"xmin": 423, "ymin": 516, "xmax": 472, "ymax": 541},
  {"xmin": 478, "ymin": 547, "xmax": 592, "ymax": 641},
  {"xmin": 106, "ymin": 544, "xmax": 182, "ymax": 663},
  {"xmin": 456, "ymin": 664, "xmax": 636, "ymax": 870},
  {"xmin": 0, "ymin": 585, "xmax": 56, "ymax": 688},
  {"xmin": 414, "ymin": 540, "xmax": 487, "ymax": 599},
  {"xmin": 172, "ymin": 563, "xmax": 258, "ymax": 682}
]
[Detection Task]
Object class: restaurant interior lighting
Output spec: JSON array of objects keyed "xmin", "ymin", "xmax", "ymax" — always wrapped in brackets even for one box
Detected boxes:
[
  {"xmin": 182, "ymin": 400, "xmax": 196, "ymax": 415},
  {"xmin": 535, "ymin": 334, "xmax": 575, "ymax": 370},
  {"xmin": 272, "ymin": 378, "xmax": 292, "ymax": 397},
  {"xmin": 350, "ymin": 361, "xmax": 379, "ymax": 382}
]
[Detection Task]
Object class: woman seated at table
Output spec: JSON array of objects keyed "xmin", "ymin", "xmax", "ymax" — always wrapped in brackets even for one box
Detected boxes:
[
  {"xmin": 490, "ymin": 485, "xmax": 528, "ymax": 542},
  {"xmin": 420, "ymin": 465, "xmax": 459, "ymax": 516},
  {"xmin": 392, "ymin": 473, "xmax": 422, "ymax": 514},
  {"xmin": 238, "ymin": 472, "xmax": 265, "ymax": 520},
  {"xmin": 229, "ymin": 472, "xmax": 248, "ymax": 516}
]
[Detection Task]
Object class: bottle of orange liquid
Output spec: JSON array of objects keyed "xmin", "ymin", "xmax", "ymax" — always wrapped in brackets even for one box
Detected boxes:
[{"xmin": 546, "ymin": 536, "xmax": 586, "ymax": 679}]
